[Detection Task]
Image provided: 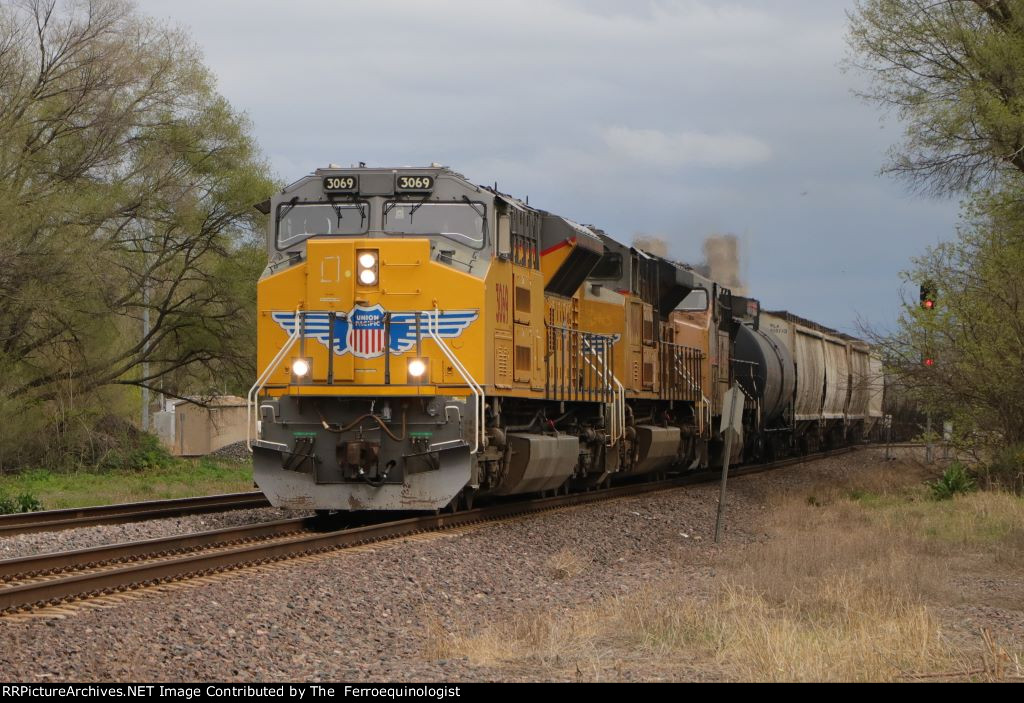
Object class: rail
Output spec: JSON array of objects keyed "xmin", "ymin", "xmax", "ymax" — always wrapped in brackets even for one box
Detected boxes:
[
  {"xmin": 247, "ymin": 310, "xmax": 301, "ymax": 450},
  {"xmin": 732, "ymin": 358, "xmax": 762, "ymax": 428},
  {"xmin": 660, "ymin": 340, "xmax": 710, "ymax": 436},
  {"xmin": 0, "ymin": 492, "xmax": 268, "ymax": 536},
  {"xmin": 427, "ymin": 307, "xmax": 486, "ymax": 453},
  {"xmin": 545, "ymin": 326, "xmax": 624, "ymax": 445},
  {"xmin": 659, "ymin": 341, "xmax": 703, "ymax": 403}
]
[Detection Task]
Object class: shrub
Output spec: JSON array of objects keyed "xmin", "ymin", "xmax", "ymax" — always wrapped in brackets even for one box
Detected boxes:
[
  {"xmin": 928, "ymin": 462, "xmax": 976, "ymax": 500},
  {"xmin": 979, "ymin": 444, "xmax": 1024, "ymax": 494},
  {"xmin": 98, "ymin": 432, "xmax": 174, "ymax": 473},
  {"xmin": 0, "ymin": 492, "xmax": 42, "ymax": 515}
]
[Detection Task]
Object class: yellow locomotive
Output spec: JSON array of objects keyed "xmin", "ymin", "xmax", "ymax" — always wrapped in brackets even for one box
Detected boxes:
[{"xmin": 249, "ymin": 165, "xmax": 792, "ymax": 512}]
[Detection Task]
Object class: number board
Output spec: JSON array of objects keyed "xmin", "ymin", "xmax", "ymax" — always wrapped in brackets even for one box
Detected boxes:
[
  {"xmin": 396, "ymin": 175, "xmax": 434, "ymax": 192},
  {"xmin": 323, "ymin": 176, "xmax": 358, "ymax": 192}
]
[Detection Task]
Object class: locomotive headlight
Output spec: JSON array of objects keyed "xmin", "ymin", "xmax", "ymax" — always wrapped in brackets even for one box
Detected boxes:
[
  {"xmin": 357, "ymin": 249, "xmax": 378, "ymax": 286},
  {"xmin": 291, "ymin": 358, "xmax": 310, "ymax": 378},
  {"xmin": 407, "ymin": 358, "xmax": 427, "ymax": 378}
]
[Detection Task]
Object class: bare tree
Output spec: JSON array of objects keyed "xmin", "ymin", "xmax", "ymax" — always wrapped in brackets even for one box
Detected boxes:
[{"xmin": 848, "ymin": 0, "xmax": 1024, "ymax": 195}]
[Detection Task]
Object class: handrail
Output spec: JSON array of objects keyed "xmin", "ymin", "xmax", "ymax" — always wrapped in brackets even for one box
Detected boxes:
[
  {"xmin": 609, "ymin": 375, "xmax": 625, "ymax": 446},
  {"xmin": 559, "ymin": 326, "xmax": 623, "ymax": 446},
  {"xmin": 664, "ymin": 344, "xmax": 709, "ymax": 436},
  {"xmin": 590, "ymin": 342, "xmax": 623, "ymax": 446},
  {"xmin": 671, "ymin": 353, "xmax": 703, "ymax": 399},
  {"xmin": 247, "ymin": 310, "xmax": 302, "ymax": 451},
  {"xmin": 426, "ymin": 307, "xmax": 486, "ymax": 454}
]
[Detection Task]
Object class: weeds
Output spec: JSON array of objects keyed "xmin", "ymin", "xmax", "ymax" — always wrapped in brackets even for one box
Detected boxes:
[
  {"xmin": 979, "ymin": 444, "xmax": 1024, "ymax": 494},
  {"xmin": 545, "ymin": 549, "xmax": 589, "ymax": 580},
  {"xmin": 0, "ymin": 491, "xmax": 42, "ymax": 514},
  {"xmin": 929, "ymin": 462, "xmax": 977, "ymax": 500},
  {"xmin": 98, "ymin": 433, "xmax": 174, "ymax": 472}
]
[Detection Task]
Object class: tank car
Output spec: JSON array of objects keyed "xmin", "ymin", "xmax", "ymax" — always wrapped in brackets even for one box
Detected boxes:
[
  {"xmin": 248, "ymin": 165, "xmax": 737, "ymax": 511},
  {"xmin": 730, "ymin": 308, "xmax": 884, "ymax": 457}
]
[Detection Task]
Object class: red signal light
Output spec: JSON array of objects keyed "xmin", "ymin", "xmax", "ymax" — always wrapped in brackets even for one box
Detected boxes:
[
  {"xmin": 924, "ymin": 358, "xmax": 935, "ymax": 367},
  {"xmin": 920, "ymin": 281, "xmax": 936, "ymax": 310}
]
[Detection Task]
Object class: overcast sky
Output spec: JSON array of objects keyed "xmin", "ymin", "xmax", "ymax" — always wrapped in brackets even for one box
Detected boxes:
[{"xmin": 138, "ymin": 0, "xmax": 960, "ymax": 334}]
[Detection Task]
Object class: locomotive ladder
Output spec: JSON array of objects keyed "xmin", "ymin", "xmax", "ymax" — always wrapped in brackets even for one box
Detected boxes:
[
  {"xmin": 247, "ymin": 308, "xmax": 302, "ymax": 451},
  {"xmin": 662, "ymin": 341, "xmax": 711, "ymax": 437},
  {"xmin": 546, "ymin": 326, "xmax": 625, "ymax": 446},
  {"xmin": 581, "ymin": 333, "xmax": 625, "ymax": 447},
  {"xmin": 675, "ymin": 359, "xmax": 711, "ymax": 438},
  {"xmin": 427, "ymin": 307, "xmax": 486, "ymax": 453}
]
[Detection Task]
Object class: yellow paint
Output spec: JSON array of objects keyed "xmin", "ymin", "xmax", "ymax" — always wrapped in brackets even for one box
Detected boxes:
[
  {"xmin": 258, "ymin": 236, "xmax": 719, "ymax": 423},
  {"xmin": 258, "ymin": 238, "xmax": 485, "ymax": 397}
]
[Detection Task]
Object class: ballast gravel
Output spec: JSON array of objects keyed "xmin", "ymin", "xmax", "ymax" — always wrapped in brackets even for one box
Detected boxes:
[{"xmin": 1, "ymin": 448, "xmax": 1011, "ymax": 682}]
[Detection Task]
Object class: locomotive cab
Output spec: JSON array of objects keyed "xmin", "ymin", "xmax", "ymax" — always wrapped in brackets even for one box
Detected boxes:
[{"xmin": 252, "ymin": 166, "xmax": 499, "ymax": 510}]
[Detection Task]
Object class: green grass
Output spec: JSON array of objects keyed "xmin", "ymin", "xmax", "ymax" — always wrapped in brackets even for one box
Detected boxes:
[{"xmin": 0, "ymin": 457, "xmax": 254, "ymax": 510}]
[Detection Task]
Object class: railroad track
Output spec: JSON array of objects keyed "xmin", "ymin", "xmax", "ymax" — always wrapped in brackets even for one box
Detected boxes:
[
  {"xmin": 0, "ymin": 446, "xmax": 861, "ymax": 615},
  {"xmin": 0, "ymin": 492, "xmax": 269, "ymax": 536}
]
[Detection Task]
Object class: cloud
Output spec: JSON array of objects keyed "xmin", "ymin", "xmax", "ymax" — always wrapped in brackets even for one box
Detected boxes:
[
  {"xmin": 600, "ymin": 126, "xmax": 773, "ymax": 169},
  {"xmin": 134, "ymin": 0, "xmax": 962, "ymax": 333}
]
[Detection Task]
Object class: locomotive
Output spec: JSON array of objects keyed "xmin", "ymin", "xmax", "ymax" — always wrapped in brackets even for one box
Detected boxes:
[{"xmin": 248, "ymin": 165, "xmax": 883, "ymax": 512}]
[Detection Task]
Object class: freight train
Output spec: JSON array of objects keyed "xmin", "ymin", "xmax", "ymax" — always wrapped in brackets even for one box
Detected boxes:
[{"xmin": 248, "ymin": 165, "xmax": 883, "ymax": 512}]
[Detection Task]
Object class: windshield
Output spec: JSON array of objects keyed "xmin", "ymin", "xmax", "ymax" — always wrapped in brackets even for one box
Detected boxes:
[
  {"xmin": 384, "ymin": 201, "xmax": 485, "ymax": 248},
  {"xmin": 678, "ymin": 288, "xmax": 708, "ymax": 312},
  {"xmin": 277, "ymin": 202, "xmax": 368, "ymax": 248}
]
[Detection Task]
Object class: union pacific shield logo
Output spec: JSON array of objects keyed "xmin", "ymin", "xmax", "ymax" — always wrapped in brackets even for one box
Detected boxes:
[
  {"xmin": 347, "ymin": 304, "xmax": 386, "ymax": 359},
  {"xmin": 271, "ymin": 306, "xmax": 478, "ymax": 360}
]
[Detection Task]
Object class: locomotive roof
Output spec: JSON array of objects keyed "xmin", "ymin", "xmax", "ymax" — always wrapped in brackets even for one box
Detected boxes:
[{"xmin": 266, "ymin": 164, "xmax": 720, "ymax": 293}]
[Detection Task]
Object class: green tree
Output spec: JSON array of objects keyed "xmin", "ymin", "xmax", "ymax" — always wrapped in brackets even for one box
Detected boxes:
[
  {"xmin": 849, "ymin": 1, "xmax": 1024, "ymax": 453},
  {"xmin": 873, "ymin": 187, "xmax": 1024, "ymax": 447},
  {"xmin": 0, "ymin": 0, "xmax": 274, "ymax": 469}
]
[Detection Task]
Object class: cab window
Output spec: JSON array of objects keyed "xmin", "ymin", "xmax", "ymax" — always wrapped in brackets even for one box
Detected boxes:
[
  {"xmin": 678, "ymin": 288, "xmax": 708, "ymax": 312},
  {"xmin": 276, "ymin": 202, "xmax": 368, "ymax": 249},
  {"xmin": 383, "ymin": 201, "xmax": 486, "ymax": 249}
]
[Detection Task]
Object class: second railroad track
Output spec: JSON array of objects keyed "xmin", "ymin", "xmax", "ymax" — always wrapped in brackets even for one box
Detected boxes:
[{"xmin": 0, "ymin": 492, "xmax": 270, "ymax": 536}]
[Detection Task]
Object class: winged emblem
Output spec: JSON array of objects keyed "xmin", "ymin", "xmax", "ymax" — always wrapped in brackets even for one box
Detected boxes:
[{"xmin": 272, "ymin": 306, "xmax": 478, "ymax": 360}]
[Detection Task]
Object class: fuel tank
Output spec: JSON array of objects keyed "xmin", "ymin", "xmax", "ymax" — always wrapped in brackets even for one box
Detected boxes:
[{"xmin": 733, "ymin": 323, "xmax": 795, "ymax": 425}]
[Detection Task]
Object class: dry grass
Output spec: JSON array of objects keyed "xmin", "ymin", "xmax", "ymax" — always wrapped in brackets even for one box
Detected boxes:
[
  {"xmin": 424, "ymin": 458, "xmax": 1024, "ymax": 681},
  {"xmin": 425, "ymin": 578, "xmax": 954, "ymax": 681},
  {"xmin": 544, "ymin": 548, "xmax": 589, "ymax": 580}
]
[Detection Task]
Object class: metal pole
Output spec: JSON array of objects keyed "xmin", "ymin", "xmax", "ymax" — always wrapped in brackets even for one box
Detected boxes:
[
  {"xmin": 141, "ymin": 250, "xmax": 149, "ymax": 432},
  {"xmin": 885, "ymin": 415, "xmax": 892, "ymax": 461},
  {"xmin": 714, "ymin": 429, "xmax": 735, "ymax": 543},
  {"xmin": 142, "ymin": 304, "xmax": 149, "ymax": 431},
  {"xmin": 926, "ymin": 411, "xmax": 933, "ymax": 464}
]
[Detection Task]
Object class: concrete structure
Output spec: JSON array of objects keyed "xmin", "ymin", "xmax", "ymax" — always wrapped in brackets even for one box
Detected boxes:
[{"xmin": 154, "ymin": 396, "xmax": 254, "ymax": 456}]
